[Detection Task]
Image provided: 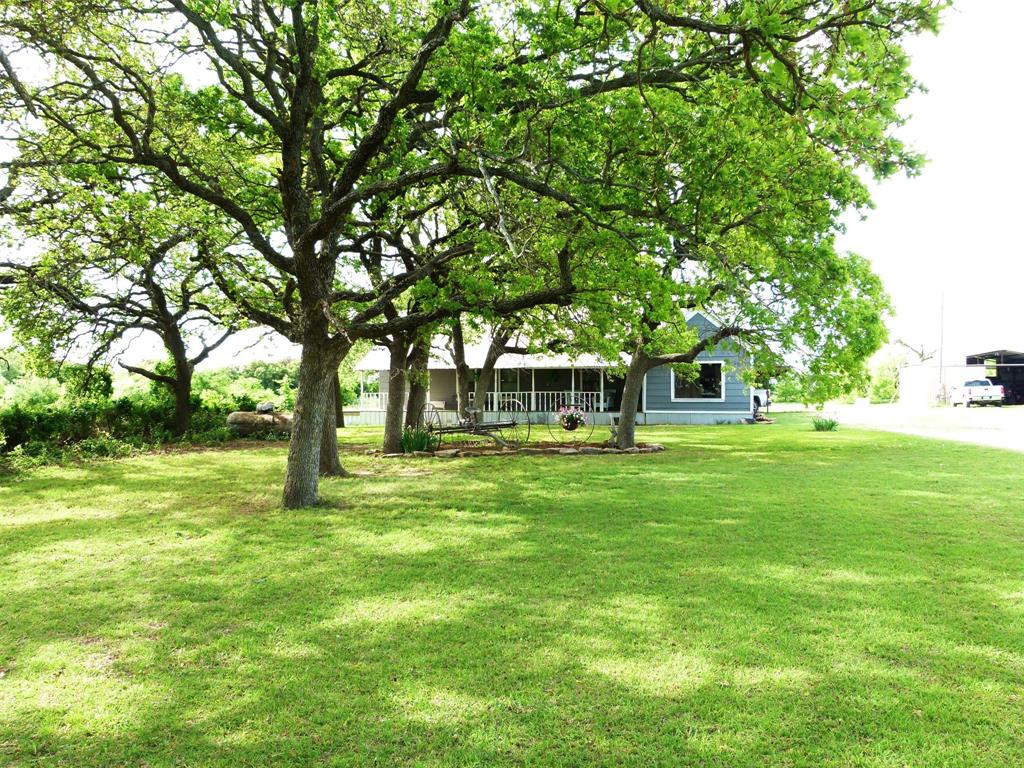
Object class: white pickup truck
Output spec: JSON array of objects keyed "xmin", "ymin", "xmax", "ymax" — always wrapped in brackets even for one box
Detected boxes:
[
  {"xmin": 752, "ymin": 388, "xmax": 771, "ymax": 412},
  {"xmin": 949, "ymin": 379, "xmax": 1005, "ymax": 407}
]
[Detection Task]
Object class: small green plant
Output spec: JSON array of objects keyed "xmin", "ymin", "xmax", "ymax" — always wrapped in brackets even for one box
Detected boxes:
[
  {"xmin": 400, "ymin": 426, "xmax": 437, "ymax": 453},
  {"xmin": 71, "ymin": 435, "xmax": 138, "ymax": 459},
  {"xmin": 187, "ymin": 426, "xmax": 236, "ymax": 444},
  {"xmin": 812, "ymin": 417, "xmax": 839, "ymax": 432}
]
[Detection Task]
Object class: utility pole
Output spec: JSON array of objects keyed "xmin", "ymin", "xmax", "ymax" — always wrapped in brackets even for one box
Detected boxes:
[{"xmin": 937, "ymin": 292, "xmax": 945, "ymax": 404}]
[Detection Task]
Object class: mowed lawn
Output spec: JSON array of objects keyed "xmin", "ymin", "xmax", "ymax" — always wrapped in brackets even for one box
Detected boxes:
[{"xmin": 1, "ymin": 417, "xmax": 1022, "ymax": 767}]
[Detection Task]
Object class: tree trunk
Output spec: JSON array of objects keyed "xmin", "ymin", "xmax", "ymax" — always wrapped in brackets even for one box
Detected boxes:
[
  {"xmin": 165, "ymin": 332, "xmax": 194, "ymax": 437},
  {"xmin": 473, "ymin": 331, "xmax": 511, "ymax": 412},
  {"xmin": 451, "ymin": 318, "xmax": 473, "ymax": 418},
  {"xmin": 333, "ymin": 370, "xmax": 345, "ymax": 428},
  {"xmin": 283, "ymin": 342, "xmax": 335, "ymax": 508},
  {"xmin": 171, "ymin": 366, "xmax": 193, "ymax": 438},
  {"xmin": 319, "ymin": 378, "xmax": 346, "ymax": 477},
  {"xmin": 405, "ymin": 338, "xmax": 430, "ymax": 427},
  {"xmin": 382, "ymin": 343, "xmax": 409, "ymax": 453},
  {"xmin": 617, "ymin": 351, "xmax": 652, "ymax": 449}
]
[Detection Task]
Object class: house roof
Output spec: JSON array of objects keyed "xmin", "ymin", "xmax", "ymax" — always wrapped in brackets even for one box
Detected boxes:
[
  {"xmin": 353, "ymin": 310, "xmax": 721, "ymax": 371},
  {"xmin": 354, "ymin": 341, "xmax": 616, "ymax": 371}
]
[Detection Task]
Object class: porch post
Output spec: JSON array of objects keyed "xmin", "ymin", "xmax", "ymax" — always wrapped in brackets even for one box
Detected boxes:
[
  {"xmin": 599, "ymin": 368, "xmax": 604, "ymax": 411},
  {"xmin": 531, "ymin": 368, "xmax": 536, "ymax": 411},
  {"xmin": 494, "ymin": 369, "xmax": 500, "ymax": 413},
  {"xmin": 571, "ymin": 365, "xmax": 575, "ymax": 401}
]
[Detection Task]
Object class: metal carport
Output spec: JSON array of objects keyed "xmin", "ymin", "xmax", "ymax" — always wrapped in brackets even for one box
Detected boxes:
[{"xmin": 965, "ymin": 350, "xmax": 1024, "ymax": 404}]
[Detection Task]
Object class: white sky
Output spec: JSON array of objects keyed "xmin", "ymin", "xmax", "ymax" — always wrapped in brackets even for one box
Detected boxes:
[
  {"xmin": 837, "ymin": 0, "xmax": 1024, "ymax": 363},
  {"xmin": 3, "ymin": 0, "xmax": 1021, "ymax": 370}
]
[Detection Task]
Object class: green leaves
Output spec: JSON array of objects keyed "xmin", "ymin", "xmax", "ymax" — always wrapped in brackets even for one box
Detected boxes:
[{"xmin": 0, "ymin": 0, "xmax": 942, "ymax": 402}]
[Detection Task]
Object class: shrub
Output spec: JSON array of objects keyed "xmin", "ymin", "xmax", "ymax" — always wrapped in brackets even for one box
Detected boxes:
[
  {"xmin": 187, "ymin": 426, "xmax": 236, "ymax": 444},
  {"xmin": 400, "ymin": 426, "xmax": 437, "ymax": 453},
  {"xmin": 812, "ymin": 417, "xmax": 839, "ymax": 432},
  {"xmin": 1, "ymin": 434, "xmax": 140, "ymax": 470},
  {"xmin": 0, "ymin": 360, "xmax": 306, "ymax": 471},
  {"xmin": 0, "ymin": 394, "xmax": 237, "ymax": 454},
  {"xmin": 0, "ymin": 402, "xmax": 98, "ymax": 448},
  {"xmin": 71, "ymin": 435, "xmax": 138, "ymax": 459}
]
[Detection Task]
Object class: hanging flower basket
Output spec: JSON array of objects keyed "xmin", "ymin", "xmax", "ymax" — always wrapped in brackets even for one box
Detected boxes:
[{"xmin": 556, "ymin": 405, "xmax": 587, "ymax": 432}]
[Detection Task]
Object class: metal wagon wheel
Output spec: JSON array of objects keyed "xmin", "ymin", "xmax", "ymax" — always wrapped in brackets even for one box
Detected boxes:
[
  {"xmin": 547, "ymin": 393, "xmax": 597, "ymax": 445},
  {"xmin": 496, "ymin": 398, "xmax": 531, "ymax": 448},
  {"xmin": 417, "ymin": 402, "xmax": 444, "ymax": 449}
]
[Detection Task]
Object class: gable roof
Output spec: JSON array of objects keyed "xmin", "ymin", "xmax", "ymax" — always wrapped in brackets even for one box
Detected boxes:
[
  {"xmin": 353, "ymin": 310, "xmax": 723, "ymax": 371},
  {"xmin": 354, "ymin": 341, "xmax": 614, "ymax": 371}
]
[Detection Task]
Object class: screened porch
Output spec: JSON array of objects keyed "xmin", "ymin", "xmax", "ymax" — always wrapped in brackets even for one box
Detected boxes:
[{"xmin": 467, "ymin": 367, "xmax": 623, "ymax": 413}]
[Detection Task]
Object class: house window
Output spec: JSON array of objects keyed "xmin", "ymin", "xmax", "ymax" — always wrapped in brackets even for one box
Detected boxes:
[{"xmin": 672, "ymin": 362, "xmax": 724, "ymax": 401}]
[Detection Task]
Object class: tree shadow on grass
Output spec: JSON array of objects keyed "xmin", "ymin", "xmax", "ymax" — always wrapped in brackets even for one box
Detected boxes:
[
  {"xmin": 3, "ymin": 548, "xmax": 1020, "ymax": 766},
  {"xmin": 1, "ymin": 435, "xmax": 1023, "ymax": 766}
]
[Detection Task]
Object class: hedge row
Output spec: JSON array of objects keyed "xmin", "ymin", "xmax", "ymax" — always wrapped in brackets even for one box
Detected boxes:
[{"xmin": 0, "ymin": 395, "xmax": 232, "ymax": 453}]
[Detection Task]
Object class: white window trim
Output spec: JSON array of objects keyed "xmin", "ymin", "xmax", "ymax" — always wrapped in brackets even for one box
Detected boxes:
[{"xmin": 670, "ymin": 360, "xmax": 727, "ymax": 403}]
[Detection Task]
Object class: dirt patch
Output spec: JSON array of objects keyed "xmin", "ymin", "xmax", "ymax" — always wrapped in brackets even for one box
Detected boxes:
[
  {"xmin": 375, "ymin": 443, "xmax": 666, "ymax": 458},
  {"xmin": 153, "ymin": 439, "xmax": 288, "ymax": 455}
]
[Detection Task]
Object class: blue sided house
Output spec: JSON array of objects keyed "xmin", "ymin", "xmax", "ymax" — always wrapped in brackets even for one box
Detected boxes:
[{"xmin": 352, "ymin": 311, "xmax": 755, "ymax": 425}]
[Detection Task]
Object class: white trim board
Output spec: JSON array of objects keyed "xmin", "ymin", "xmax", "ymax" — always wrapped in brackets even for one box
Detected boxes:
[{"xmin": 645, "ymin": 409, "xmax": 751, "ymax": 415}]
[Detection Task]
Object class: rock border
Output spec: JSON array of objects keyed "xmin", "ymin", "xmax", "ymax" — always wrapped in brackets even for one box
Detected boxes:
[{"xmin": 367, "ymin": 444, "xmax": 666, "ymax": 459}]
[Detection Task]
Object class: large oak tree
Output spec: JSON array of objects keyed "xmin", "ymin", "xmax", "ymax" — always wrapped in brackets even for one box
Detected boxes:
[{"xmin": 0, "ymin": 164, "xmax": 241, "ymax": 435}]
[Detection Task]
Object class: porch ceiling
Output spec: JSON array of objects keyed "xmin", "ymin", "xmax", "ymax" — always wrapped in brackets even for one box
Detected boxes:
[{"xmin": 354, "ymin": 343, "xmax": 616, "ymax": 371}]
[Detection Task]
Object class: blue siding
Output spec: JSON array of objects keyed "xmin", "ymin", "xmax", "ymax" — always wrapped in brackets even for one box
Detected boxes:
[{"xmin": 643, "ymin": 313, "xmax": 751, "ymax": 415}]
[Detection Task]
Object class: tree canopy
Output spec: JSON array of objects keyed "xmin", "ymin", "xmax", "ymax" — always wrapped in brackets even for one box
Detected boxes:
[{"xmin": 0, "ymin": 160, "xmax": 244, "ymax": 434}]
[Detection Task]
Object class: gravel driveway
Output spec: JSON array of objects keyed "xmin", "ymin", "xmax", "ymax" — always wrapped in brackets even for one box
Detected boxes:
[{"xmin": 835, "ymin": 403, "xmax": 1024, "ymax": 453}]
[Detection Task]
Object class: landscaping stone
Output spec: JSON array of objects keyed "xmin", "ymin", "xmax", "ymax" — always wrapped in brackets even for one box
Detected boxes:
[
  {"xmin": 371, "ymin": 443, "xmax": 660, "ymax": 460},
  {"xmin": 226, "ymin": 410, "xmax": 293, "ymax": 436}
]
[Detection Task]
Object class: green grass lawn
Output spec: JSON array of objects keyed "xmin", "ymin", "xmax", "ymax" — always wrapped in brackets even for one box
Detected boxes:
[{"xmin": 1, "ymin": 416, "xmax": 1022, "ymax": 767}]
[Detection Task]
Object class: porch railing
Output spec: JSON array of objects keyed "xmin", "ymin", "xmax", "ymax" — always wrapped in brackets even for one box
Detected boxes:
[
  {"xmin": 358, "ymin": 392, "xmax": 388, "ymax": 411},
  {"xmin": 479, "ymin": 390, "xmax": 605, "ymax": 412},
  {"xmin": 359, "ymin": 390, "xmax": 606, "ymax": 412}
]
